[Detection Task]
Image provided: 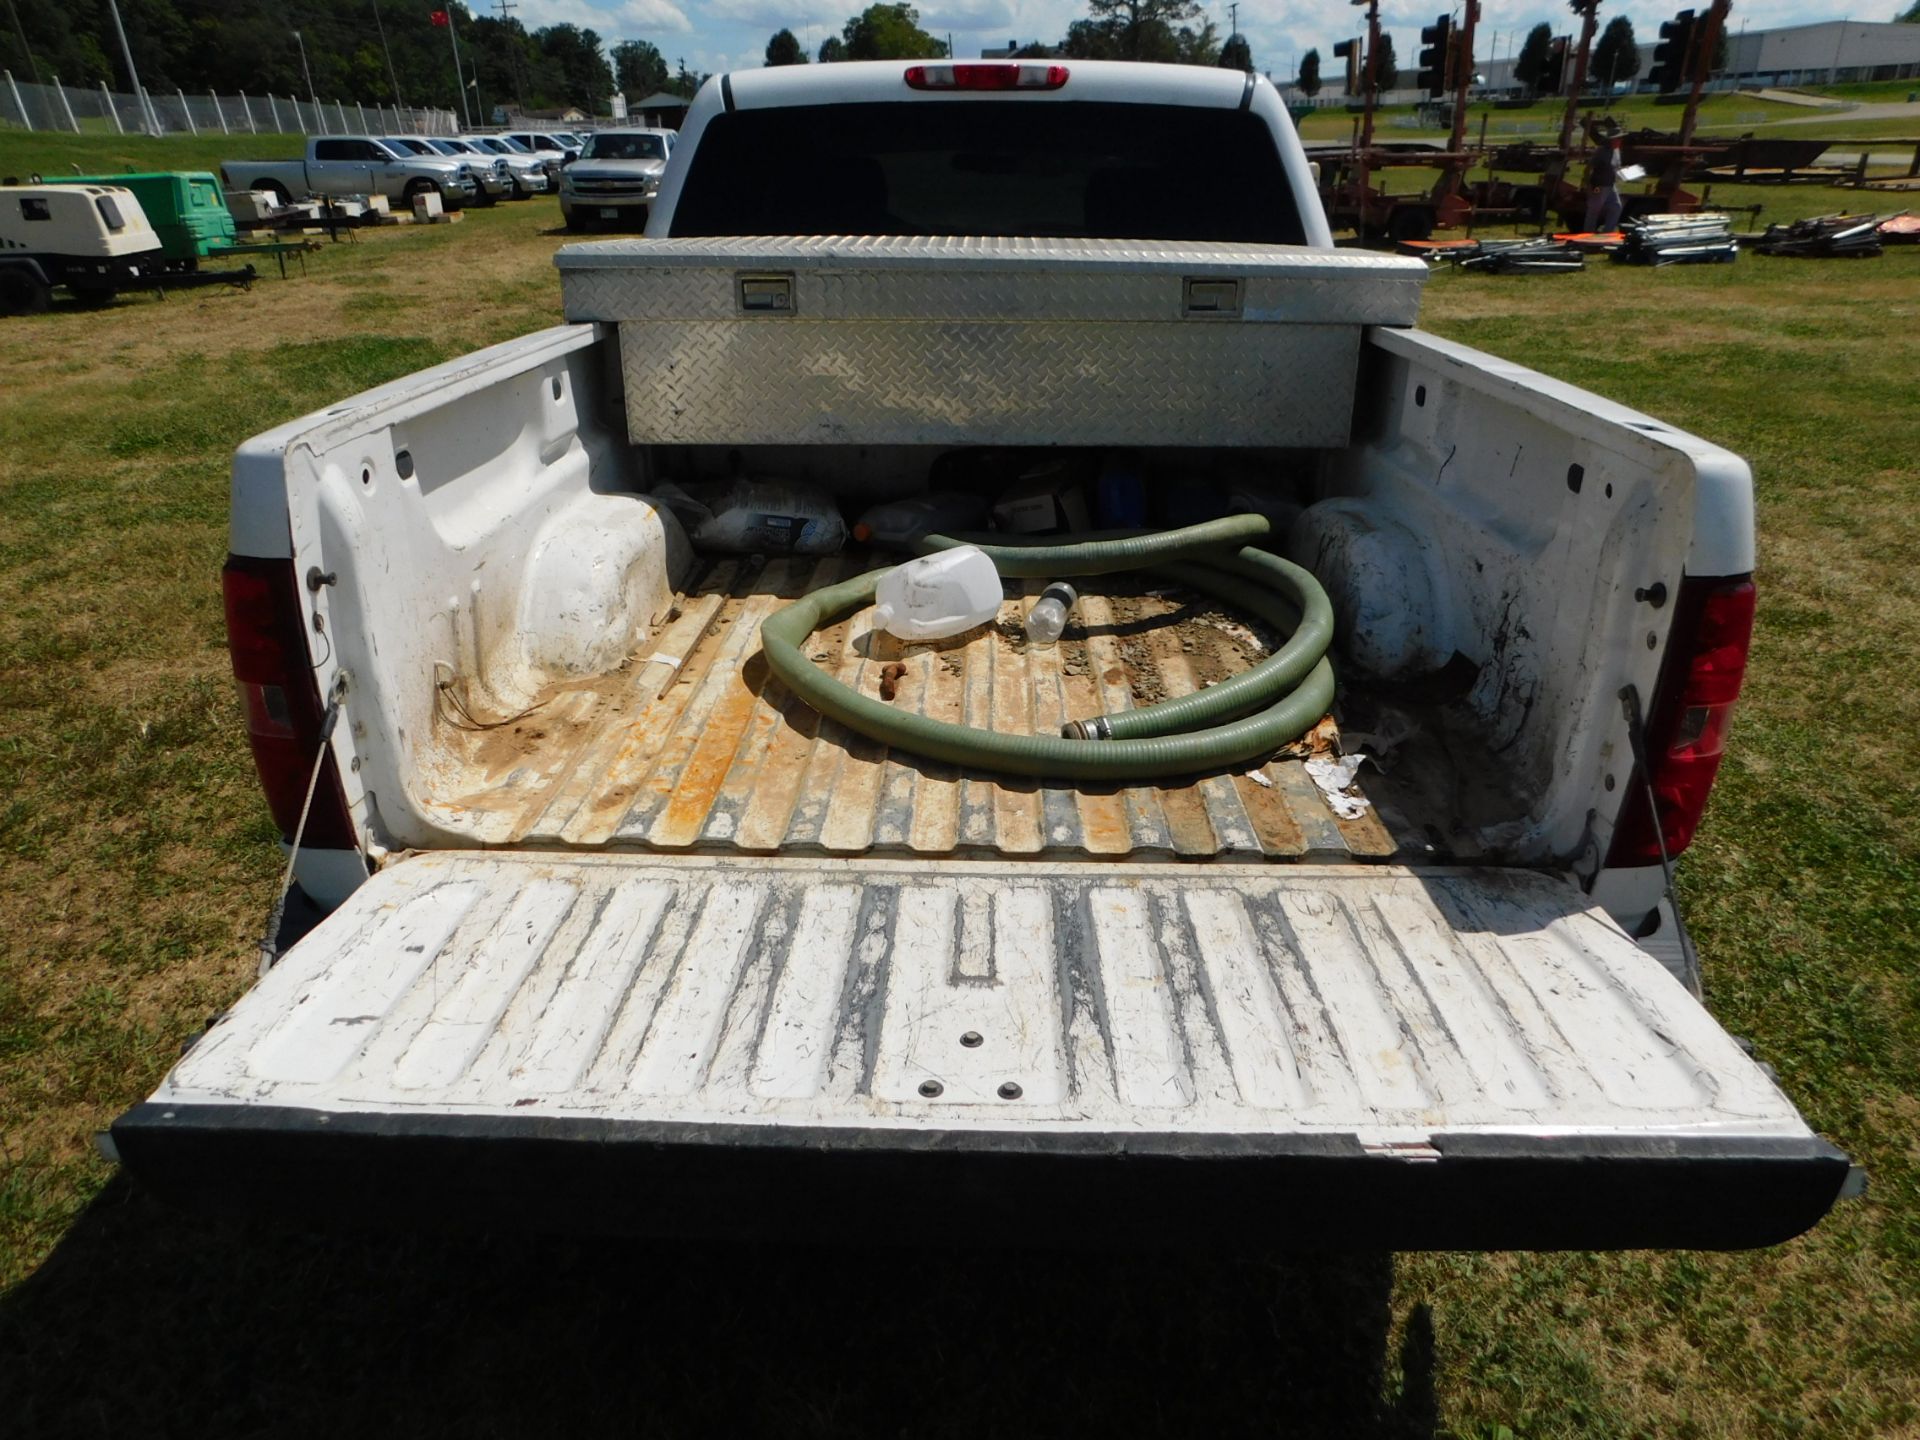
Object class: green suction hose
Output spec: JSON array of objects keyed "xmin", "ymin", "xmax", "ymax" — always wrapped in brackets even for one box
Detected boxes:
[{"xmin": 758, "ymin": 515, "xmax": 1336, "ymax": 782}]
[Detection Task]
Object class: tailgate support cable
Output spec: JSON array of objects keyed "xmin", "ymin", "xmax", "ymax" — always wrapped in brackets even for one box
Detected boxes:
[
  {"xmin": 257, "ymin": 669, "xmax": 350, "ymax": 977},
  {"xmin": 1619, "ymin": 684, "xmax": 1701, "ymax": 992}
]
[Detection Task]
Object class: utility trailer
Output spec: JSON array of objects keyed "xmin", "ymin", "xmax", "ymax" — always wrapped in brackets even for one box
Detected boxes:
[
  {"xmin": 110, "ymin": 60, "xmax": 1851, "ymax": 1250},
  {"xmin": 47, "ymin": 171, "xmax": 311, "ymax": 277}
]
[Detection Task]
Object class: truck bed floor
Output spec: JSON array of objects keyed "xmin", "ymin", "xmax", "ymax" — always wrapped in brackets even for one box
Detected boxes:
[{"xmin": 432, "ymin": 555, "xmax": 1406, "ymax": 862}]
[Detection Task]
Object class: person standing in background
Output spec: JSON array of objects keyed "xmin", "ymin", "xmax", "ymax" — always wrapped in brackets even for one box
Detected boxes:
[{"xmin": 1585, "ymin": 121, "xmax": 1625, "ymax": 234}]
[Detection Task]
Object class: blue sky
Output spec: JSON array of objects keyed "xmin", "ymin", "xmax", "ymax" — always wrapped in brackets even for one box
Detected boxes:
[{"xmin": 514, "ymin": 0, "xmax": 1881, "ymax": 85}]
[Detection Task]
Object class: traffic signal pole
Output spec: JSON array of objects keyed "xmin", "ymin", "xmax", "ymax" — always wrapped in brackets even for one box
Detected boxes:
[
  {"xmin": 1679, "ymin": 0, "xmax": 1732, "ymax": 148},
  {"xmin": 1354, "ymin": 0, "xmax": 1382, "ymax": 211},
  {"xmin": 1447, "ymin": 0, "xmax": 1481, "ymax": 160},
  {"xmin": 1557, "ymin": 0, "xmax": 1602, "ymax": 154}
]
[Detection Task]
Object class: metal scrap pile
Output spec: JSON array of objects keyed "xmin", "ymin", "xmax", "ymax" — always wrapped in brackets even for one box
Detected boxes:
[
  {"xmin": 1612, "ymin": 213, "xmax": 1739, "ymax": 266},
  {"xmin": 1754, "ymin": 213, "xmax": 1885, "ymax": 259},
  {"xmin": 1453, "ymin": 237, "xmax": 1587, "ymax": 274}
]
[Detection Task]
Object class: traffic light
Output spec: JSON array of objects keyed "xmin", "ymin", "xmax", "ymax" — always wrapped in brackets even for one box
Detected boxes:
[
  {"xmin": 1333, "ymin": 37, "xmax": 1360, "ymax": 94},
  {"xmin": 1545, "ymin": 35, "xmax": 1570, "ymax": 95},
  {"xmin": 1418, "ymin": 15, "xmax": 1454, "ymax": 97},
  {"xmin": 1650, "ymin": 9, "xmax": 1697, "ymax": 92}
]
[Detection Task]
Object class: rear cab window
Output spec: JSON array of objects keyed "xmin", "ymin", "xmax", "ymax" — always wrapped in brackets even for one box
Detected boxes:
[{"xmin": 668, "ymin": 101, "xmax": 1304, "ymax": 243}]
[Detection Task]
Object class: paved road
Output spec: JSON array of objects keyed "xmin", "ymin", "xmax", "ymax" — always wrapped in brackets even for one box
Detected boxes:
[{"xmin": 1767, "ymin": 100, "xmax": 1920, "ymax": 128}]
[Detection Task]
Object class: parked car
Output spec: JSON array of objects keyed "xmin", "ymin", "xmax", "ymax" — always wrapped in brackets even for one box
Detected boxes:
[
  {"xmin": 558, "ymin": 127, "xmax": 674, "ymax": 230},
  {"xmin": 0, "ymin": 183, "xmax": 164, "ymax": 312},
  {"xmin": 448, "ymin": 137, "xmax": 550, "ymax": 199},
  {"xmin": 501, "ymin": 131, "xmax": 581, "ymax": 170},
  {"xmin": 114, "ymin": 61, "xmax": 1852, "ymax": 1253},
  {"xmin": 386, "ymin": 137, "xmax": 509, "ymax": 205},
  {"xmin": 221, "ymin": 136, "xmax": 477, "ymax": 211}
]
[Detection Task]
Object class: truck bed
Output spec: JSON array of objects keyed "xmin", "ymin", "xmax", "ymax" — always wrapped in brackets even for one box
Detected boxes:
[{"xmin": 430, "ymin": 556, "xmax": 1407, "ymax": 862}]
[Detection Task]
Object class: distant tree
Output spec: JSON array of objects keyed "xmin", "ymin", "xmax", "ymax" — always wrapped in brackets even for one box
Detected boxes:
[
  {"xmin": 818, "ymin": 35, "xmax": 848, "ymax": 61},
  {"xmin": 841, "ymin": 3, "xmax": 946, "ymax": 60},
  {"xmin": 1902, "ymin": 0, "xmax": 1920, "ymax": 21},
  {"xmin": 612, "ymin": 39, "xmax": 669, "ymax": 96},
  {"xmin": 1297, "ymin": 47, "xmax": 1322, "ymax": 97},
  {"xmin": 1013, "ymin": 40, "xmax": 1057, "ymax": 57},
  {"xmin": 765, "ymin": 28, "xmax": 807, "ymax": 65},
  {"xmin": 1372, "ymin": 31, "xmax": 1397, "ymax": 91},
  {"xmin": 533, "ymin": 24, "xmax": 614, "ymax": 110},
  {"xmin": 1592, "ymin": 16, "xmax": 1640, "ymax": 87},
  {"xmin": 1063, "ymin": 0, "xmax": 1215, "ymax": 63},
  {"xmin": 1513, "ymin": 22, "xmax": 1554, "ymax": 94},
  {"xmin": 1218, "ymin": 32, "xmax": 1252, "ymax": 70},
  {"xmin": 667, "ymin": 58, "xmax": 706, "ymax": 99}
]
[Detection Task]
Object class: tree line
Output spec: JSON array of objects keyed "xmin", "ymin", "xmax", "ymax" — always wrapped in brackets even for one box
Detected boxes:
[
  {"xmin": 766, "ymin": 0, "xmax": 1251, "ymax": 70},
  {"xmin": 0, "ymin": 0, "xmax": 692, "ymax": 116},
  {"xmin": 1, "ymin": 0, "xmax": 1264, "ymax": 126}
]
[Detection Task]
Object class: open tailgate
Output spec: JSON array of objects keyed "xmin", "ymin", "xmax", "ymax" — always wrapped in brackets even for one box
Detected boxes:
[{"xmin": 115, "ymin": 853, "xmax": 1847, "ymax": 1249}]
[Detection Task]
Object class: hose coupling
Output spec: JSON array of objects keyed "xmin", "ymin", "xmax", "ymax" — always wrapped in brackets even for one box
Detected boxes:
[{"xmin": 1061, "ymin": 716, "xmax": 1114, "ymax": 742}]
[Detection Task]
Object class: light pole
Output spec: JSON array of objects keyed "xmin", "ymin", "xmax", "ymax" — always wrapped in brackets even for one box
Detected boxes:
[
  {"xmin": 293, "ymin": 27, "xmax": 318, "ymax": 123},
  {"xmin": 104, "ymin": 0, "xmax": 160, "ymax": 134}
]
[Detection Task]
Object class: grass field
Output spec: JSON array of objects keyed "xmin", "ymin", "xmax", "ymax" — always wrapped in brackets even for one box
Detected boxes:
[
  {"xmin": 1, "ymin": 133, "xmax": 1917, "ymax": 1438},
  {"xmin": 1298, "ymin": 89, "xmax": 1920, "ymax": 150}
]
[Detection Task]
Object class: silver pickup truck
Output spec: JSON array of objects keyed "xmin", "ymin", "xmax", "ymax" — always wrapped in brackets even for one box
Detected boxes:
[
  {"xmin": 221, "ymin": 135, "xmax": 478, "ymax": 210},
  {"xmin": 113, "ymin": 60, "xmax": 1851, "ymax": 1251}
]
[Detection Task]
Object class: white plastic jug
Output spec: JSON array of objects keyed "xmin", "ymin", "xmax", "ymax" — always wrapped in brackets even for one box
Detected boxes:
[{"xmin": 871, "ymin": 546, "xmax": 1002, "ymax": 642}]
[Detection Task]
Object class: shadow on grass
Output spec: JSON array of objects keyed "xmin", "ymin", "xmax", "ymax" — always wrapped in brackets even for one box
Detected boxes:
[{"xmin": 1, "ymin": 1177, "xmax": 1437, "ymax": 1438}]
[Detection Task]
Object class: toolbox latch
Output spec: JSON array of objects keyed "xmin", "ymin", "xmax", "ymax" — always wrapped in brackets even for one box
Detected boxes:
[
  {"xmin": 737, "ymin": 273, "xmax": 796, "ymax": 315},
  {"xmin": 1183, "ymin": 277, "xmax": 1242, "ymax": 317}
]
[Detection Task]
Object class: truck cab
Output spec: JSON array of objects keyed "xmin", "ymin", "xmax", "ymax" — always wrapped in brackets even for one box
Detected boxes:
[
  {"xmin": 109, "ymin": 62, "xmax": 1852, "ymax": 1251},
  {"xmin": 221, "ymin": 137, "xmax": 478, "ymax": 211}
]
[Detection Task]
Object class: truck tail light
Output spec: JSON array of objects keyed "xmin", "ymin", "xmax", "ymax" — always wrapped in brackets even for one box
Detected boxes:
[
  {"xmin": 222, "ymin": 554, "xmax": 356, "ymax": 849},
  {"xmin": 1608, "ymin": 575, "xmax": 1756, "ymax": 867},
  {"xmin": 904, "ymin": 63, "xmax": 1069, "ymax": 91}
]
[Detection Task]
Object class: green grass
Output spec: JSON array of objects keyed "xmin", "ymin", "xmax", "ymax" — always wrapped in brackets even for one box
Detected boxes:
[
  {"xmin": 1794, "ymin": 79, "xmax": 1920, "ymax": 105},
  {"xmin": 0, "ymin": 130, "xmax": 309, "ymax": 181},
  {"xmin": 1298, "ymin": 89, "xmax": 1920, "ymax": 150},
  {"xmin": 1, "ymin": 131, "xmax": 1918, "ymax": 1438}
]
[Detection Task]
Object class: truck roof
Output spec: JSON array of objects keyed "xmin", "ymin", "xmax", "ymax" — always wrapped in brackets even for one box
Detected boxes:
[{"xmin": 722, "ymin": 58, "xmax": 1257, "ymax": 111}]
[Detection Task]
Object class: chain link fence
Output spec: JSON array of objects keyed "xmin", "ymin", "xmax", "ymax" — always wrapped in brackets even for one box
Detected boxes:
[{"xmin": 1, "ymin": 72, "xmax": 458, "ymax": 139}]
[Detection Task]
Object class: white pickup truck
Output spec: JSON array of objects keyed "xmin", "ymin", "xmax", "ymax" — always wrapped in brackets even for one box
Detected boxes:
[
  {"xmin": 113, "ymin": 61, "xmax": 1851, "ymax": 1250},
  {"xmin": 221, "ymin": 135, "xmax": 478, "ymax": 211}
]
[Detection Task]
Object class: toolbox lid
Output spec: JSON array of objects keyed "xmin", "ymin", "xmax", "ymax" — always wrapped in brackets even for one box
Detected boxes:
[{"xmin": 556, "ymin": 235, "xmax": 1426, "ymax": 327}]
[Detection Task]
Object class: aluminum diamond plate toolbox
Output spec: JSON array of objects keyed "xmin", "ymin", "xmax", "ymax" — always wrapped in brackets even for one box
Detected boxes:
[{"xmin": 554, "ymin": 236, "xmax": 1427, "ymax": 448}]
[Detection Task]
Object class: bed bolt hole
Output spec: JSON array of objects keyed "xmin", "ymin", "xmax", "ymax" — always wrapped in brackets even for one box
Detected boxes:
[
  {"xmin": 1605, "ymin": 483, "xmax": 1614, "ymax": 498},
  {"xmin": 1566, "ymin": 463, "xmax": 1584, "ymax": 494},
  {"xmin": 1647, "ymin": 632, "xmax": 1659, "ymax": 649},
  {"xmin": 997, "ymin": 1081, "xmax": 1023, "ymax": 1100},
  {"xmin": 1414, "ymin": 384, "xmax": 1426, "ymax": 408},
  {"xmin": 1604, "ymin": 773, "xmax": 1616, "ymax": 791},
  {"xmin": 918, "ymin": 1080, "xmax": 944, "ymax": 1099},
  {"xmin": 360, "ymin": 466, "xmax": 372, "ymax": 487},
  {"xmin": 960, "ymin": 1031, "xmax": 983, "ymax": 1048},
  {"xmin": 551, "ymin": 376, "xmax": 563, "ymax": 401},
  {"xmin": 395, "ymin": 449, "xmax": 415, "ymax": 481}
]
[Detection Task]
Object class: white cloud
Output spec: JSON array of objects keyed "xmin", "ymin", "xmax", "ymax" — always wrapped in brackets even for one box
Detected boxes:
[
  {"xmin": 921, "ymin": 0, "xmax": 1019, "ymax": 32},
  {"xmin": 615, "ymin": 0, "xmax": 696, "ymax": 33}
]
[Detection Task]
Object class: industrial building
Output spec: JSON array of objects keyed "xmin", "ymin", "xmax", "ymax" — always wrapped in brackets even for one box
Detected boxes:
[{"xmin": 1718, "ymin": 19, "xmax": 1920, "ymax": 87}]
